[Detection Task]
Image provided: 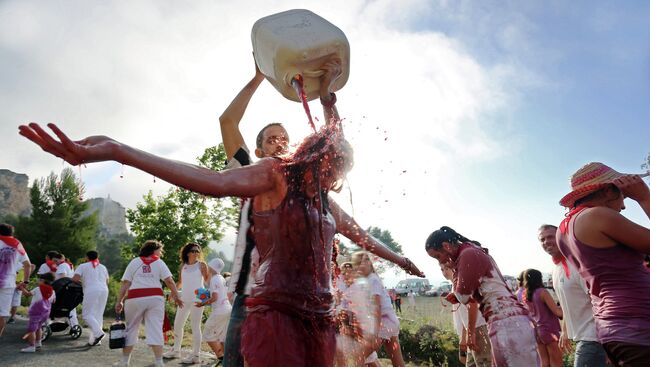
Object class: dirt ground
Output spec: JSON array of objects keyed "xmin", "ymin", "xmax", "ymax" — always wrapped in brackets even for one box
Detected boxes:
[{"xmin": 0, "ymin": 316, "xmax": 219, "ymax": 367}]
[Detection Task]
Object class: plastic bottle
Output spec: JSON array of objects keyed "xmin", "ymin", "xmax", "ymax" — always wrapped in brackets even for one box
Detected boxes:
[{"xmin": 252, "ymin": 9, "xmax": 350, "ymax": 102}]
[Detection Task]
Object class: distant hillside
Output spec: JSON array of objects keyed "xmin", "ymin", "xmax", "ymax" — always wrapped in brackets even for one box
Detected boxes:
[
  {"xmin": 84, "ymin": 196, "xmax": 129, "ymax": 236},
  {"xmin": 1, "ymin": 169, "xmax": 129, "ymax": 237},
  {"xmin": 0, "ymin": 169, "xmax": 31, "ymax": 219}
]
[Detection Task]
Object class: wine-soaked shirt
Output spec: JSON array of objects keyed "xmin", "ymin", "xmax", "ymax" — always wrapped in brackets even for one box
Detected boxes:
[
  {"xmin": 248, "ymin": 190, "xmax": 336, "ymax": 318},
  {"xmin": 557, "ymin": 211, "xmax": 650, "ymax": 346},
  {"xmin": 453, "ymin": 243, "xmax": 528, "ymax": 322}
]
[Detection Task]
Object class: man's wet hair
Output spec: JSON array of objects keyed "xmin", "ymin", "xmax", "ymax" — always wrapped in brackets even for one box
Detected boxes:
[
  {"xmin": 425, "ymin": 226, "xmax": 481, "ymax": 251},
  {"xmin": 256, "ymin": 122, "xmax": 286, "ymax": 149}
]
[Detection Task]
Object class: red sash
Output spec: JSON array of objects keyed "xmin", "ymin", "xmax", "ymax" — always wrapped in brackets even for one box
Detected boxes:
[
  {"xmin": 0, "ymin": 235, "xmax": 26, "ymax": 256},
  {"xmin": 127, "ymin": 288, "xmax": 164, "ymax": 299}
]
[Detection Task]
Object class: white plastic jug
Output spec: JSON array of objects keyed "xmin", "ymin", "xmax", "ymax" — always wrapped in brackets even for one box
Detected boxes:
[{"xmin": 252, "ymin": 9, "xmax": 350, "ymax": 102}]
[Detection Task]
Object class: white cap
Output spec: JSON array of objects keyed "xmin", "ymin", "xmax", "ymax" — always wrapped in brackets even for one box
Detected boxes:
[{"xmin": 208, "ymin": 258, "xmax": 225, "ymax": 273}]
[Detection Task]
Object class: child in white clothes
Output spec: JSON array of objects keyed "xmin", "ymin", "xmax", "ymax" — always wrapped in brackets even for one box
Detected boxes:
[
  {"xmin": 352, "ymin": 251, "xmax": 406, "ymax": 367},
  {"xmin": 200, "ymin": 258, "xmax": 231, "ymax": 364}
]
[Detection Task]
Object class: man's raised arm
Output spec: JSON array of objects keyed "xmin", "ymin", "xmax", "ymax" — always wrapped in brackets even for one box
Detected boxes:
[{"xmin": 219, "ymin": 60, "xmax": 265, "ymax": 160}]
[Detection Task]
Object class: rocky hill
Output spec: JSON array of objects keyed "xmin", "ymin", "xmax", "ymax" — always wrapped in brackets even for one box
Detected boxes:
[
  {"xmin": 1, "ymin": 169, "xmax": 128, "ymax": 236},
  {"xmin": 84, "ymin": 196, "xmax": 129, "ymax": 236},
  {"xmin": 0, "ymin": 169, "xmax": 32, "ymax": 219}
]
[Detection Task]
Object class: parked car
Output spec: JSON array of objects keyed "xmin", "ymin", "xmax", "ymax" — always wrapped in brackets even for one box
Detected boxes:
[
  {"xmin": 424, "ymin": 281, "xmax": 452, "ymax": 297},
  {"xmin": 395, "ymin": 278, "xmax": 431, "ymax": 296}
]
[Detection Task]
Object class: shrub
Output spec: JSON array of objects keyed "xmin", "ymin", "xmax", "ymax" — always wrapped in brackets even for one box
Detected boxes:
[
  {"xmin": 104, "ymin": 275, "xmax": 122, "ymax": 317},
  {"xmin": 379, "ymin": 324, "xmax": 463, "ymax": 367}
]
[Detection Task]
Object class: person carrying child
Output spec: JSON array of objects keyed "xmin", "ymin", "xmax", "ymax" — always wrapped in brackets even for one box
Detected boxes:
[{"xmin": 20, "ymin": 272, "xmax": 55, "ymax": 352}]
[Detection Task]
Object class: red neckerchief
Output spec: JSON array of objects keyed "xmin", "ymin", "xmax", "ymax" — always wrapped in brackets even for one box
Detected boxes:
[
  {"xmin": 140, "ymin": 255, "xmax": 160, "ymax": 265},
  {"xmin": 560, "ymin": 205, "xmax": 592, "ymax": 235},
  {"xmin": 46, "ymin": 259, "xmax": 58, "ymax": 272},
  {"xmin": 0, "ymin": 235, "xmax": 26, "ymax": 256},
  {"xmin": 39, "ymin": 284, "xmax": 54, "ymax": 301},
  {"xmin": 89, "ymin": 259, "xmax": 100, "ymax": 268},
  {"xmin": 552, "ymin": 256, "xmax": 570, "ymax": 278}
]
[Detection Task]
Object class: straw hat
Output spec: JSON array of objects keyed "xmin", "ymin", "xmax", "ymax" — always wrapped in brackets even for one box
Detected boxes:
[{"xmin": 559, "ymin": 162, "xmax": 627, "ymax": 208}]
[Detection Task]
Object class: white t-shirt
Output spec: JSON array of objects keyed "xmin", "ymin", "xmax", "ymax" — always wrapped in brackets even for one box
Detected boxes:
[
  {"xmin": 367, "ymin": 273, "xmax": 394, "ymax": 317},
  {"xmin": 345, "ymin": 278, "xmax": 376, "ymax": 336},
  {"xmin": 407, "ymin": 291, "xmax": 416, "ymax": 304},
  {"xmin": 55, "ymin": 262, "xmax": 74, "ymax": 279},
  {"xmin": 30, "ymin": 286, "xmax": 56, "ymax": 307},
  {"xmin": 37, "ymin": 263, "xmax": 53, "ymax": 275},
  {"xmin": 209, "ymin": 274, "xmax": 231, "ymax": 315},
  {"xmin": 552, "ymin": 261, "xmax": 598, "ymax": 342},
  {"xmin": 122, "ymin": 258, "xmax": 172, "ymax": 290},
  {"xmin": 0, "ymin": 240, "xmax": 30, "ymax": 288},
  {"xmin": 74, "ymin": 262, "xmax": 109, "ymax": 291}
]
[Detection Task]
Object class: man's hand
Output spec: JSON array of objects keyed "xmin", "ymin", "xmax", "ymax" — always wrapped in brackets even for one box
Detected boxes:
[
  {"xmin": 558, "ymin": 332, "xmax": 572, "ymax": 354},
  {"xmin": 614, "ymin": 174, "xmax": 650, "ymax": 203},
  {"xmin": 319, "ymin": 58, "xmax": 342, "ymax": 99},
  {"xmin": 253, "ymin": 53, "xmax": 264, "ymax": 81},
  {"xmin": 445, "ymin": 292, "xmax": 459, "ymax": 304},
  {"xmin": 115, "ymin": 301, "xmax": 124, "ymax": 314},
  {"xmin": 466, "ymin": 328, "xmax": 480, "ymax": 352},
  {"xmin": 401, "ymin": 257, "xmax": 425, "ymax": 277},
  {"xmin": 19, "ymin": 123, "xmax": 119, "ymax": 166}
]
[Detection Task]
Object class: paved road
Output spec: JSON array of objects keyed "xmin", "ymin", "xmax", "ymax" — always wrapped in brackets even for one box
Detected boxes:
[{"xmin": 0, "ymin": 317, "xmax": 218, "ymax": 367}]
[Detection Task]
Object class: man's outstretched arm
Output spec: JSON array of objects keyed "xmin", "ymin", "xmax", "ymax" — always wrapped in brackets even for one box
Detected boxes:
[{"xmin": 330, "ymin": 199, "xmax": 425, "ymax": 277}]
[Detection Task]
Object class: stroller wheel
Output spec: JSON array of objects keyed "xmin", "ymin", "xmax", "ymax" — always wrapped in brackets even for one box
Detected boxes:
[
  {"xmin": 70, "ymin": 325, "xmax": 82, "ymax": 339},
  {"xmin": 41, "ymin": 324, "xmax": 51, "ymax": 342}
]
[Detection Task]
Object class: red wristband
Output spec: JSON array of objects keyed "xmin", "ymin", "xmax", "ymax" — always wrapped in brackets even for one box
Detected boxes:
[{"xmin": 320, "ymin": 92, "xmax": 337, "ymax": 107}]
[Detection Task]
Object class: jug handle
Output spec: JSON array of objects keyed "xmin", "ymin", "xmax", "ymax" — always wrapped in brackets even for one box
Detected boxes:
[{"xmin": 301, "ymin": 69, "xmax": 325, "ymax": 78}]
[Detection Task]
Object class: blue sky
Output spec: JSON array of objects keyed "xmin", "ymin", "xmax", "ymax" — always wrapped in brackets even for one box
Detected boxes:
[{"xmin": 1, "ymin": 1, "xmax": 649, "ymax": 286}]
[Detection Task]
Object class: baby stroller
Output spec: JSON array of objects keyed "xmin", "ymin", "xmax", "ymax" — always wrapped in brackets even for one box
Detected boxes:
[{"xmin": 41, "ymin": 277, "xmax": 84, "ymax": 341}]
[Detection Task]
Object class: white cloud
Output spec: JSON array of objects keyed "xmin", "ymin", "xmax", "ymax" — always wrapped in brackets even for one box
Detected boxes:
[{"xmin": 1, "ymin": 0, "xmax": 545, "ymax": 281}]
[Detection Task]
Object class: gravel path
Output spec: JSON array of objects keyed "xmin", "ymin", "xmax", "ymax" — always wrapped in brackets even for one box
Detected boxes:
[{"xmin": 0, "ymin": 317, "xmax": 219, "ymax": 367}]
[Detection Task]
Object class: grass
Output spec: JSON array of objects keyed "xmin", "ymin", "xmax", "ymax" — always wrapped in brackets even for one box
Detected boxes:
[{"xmin": 395, "ymin": 295, "xmax": 455, "ymax": 333}]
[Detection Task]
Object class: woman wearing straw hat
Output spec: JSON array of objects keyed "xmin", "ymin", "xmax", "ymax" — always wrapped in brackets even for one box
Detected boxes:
[{"xmin": 556, "ymin": 162, "xmax": 650, "ymax": 366}]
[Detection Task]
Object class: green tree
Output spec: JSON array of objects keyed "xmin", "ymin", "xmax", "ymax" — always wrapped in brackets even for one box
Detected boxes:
[
  {"xmin": 96, "ymin": 232, "xmax": 133, "ymax": 276},
  {"xmin": 643, "ymin": 153, "xmax": 650, "ymax": 173},
  {"xmin": 15, "ymin": 168, "xmax": 99, "ymax": 265},
  {"xmin": 366, "ymin": 226, "xmax": 403, "ymax": 275},
  {"xmin": 124, "ymin": 144, "xmax": 238, "ymax": 277}
]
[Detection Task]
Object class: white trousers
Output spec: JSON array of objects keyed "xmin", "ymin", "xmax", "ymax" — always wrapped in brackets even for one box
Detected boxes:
[
  {"xmin": 124, "ymin": 296, "xmax": 164, "ymax": 346},
  {"xmin": 171, "ymin": 301, "xmax": 204, "ymax": 355},
  {"xmin": 82, "ymin": 287, "xmax": 108, "ymax": 342},
  {"xmin": 0, "ymin": 287, "xmax": 14, "ymax": 317}
]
